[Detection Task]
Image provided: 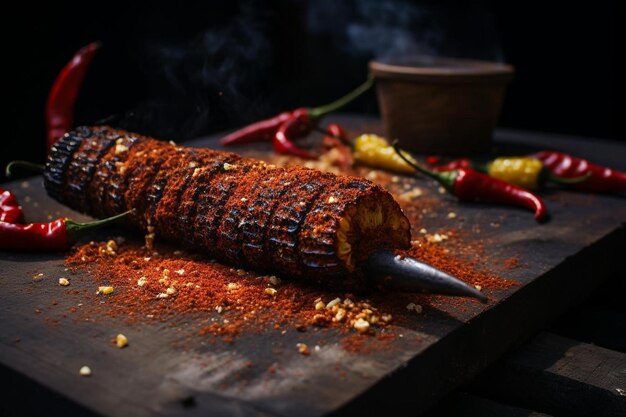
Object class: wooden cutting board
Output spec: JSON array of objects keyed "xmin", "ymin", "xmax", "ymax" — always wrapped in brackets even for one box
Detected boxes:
[{"xmin": 1, "ymin": 115, "xmax": 625, "ymax": 417}]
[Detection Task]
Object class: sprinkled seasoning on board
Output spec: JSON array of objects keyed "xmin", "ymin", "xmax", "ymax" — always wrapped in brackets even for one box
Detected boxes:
[{"xmin": 57, "ymin": 152, "xmax": 519, "ymax": 352}]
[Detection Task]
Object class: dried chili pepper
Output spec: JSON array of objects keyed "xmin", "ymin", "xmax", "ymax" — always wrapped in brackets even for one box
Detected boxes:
[
  {"xmin": 220, "ymin": 78, "xmax": 373, "ymax": 157},
  {"xmin": 533, "ymin": 150, "xmax": 626, "ymax": 193},
  {"xmin": 46, "ymin": 41, "xmax": 100, "ymax": 153},
  {"xmin": 0, "ymin": 211, "xmax": 129, "ymax": 252},
  {"xmin": 430, "ymin": 157, "xmax": 588, "ymax": 190},
  {"xmin": 393, "ymin": 143, "xmax": 548, "ymax": 222},
  {"xmin": 0, "ymin": 187, "xmax": 24, "ymax": 224}
]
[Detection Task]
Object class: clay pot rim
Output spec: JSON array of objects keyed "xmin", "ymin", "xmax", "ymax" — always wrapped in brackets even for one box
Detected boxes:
[{"xmin": 369, "ymin": 56, "xmax": 514, "ymax": 83}]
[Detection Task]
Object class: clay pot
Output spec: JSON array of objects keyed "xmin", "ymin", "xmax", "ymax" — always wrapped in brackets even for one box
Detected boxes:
[{"xmin": 369, "ymin": 56, "xmax": 514, "ymax": 154}]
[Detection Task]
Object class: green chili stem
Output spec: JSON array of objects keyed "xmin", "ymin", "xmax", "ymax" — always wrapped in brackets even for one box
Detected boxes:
[
  {"xmin": 65, "ymin": 210, "xmax": 133, "ymax": 242},
  {"xmin": 391, "ymin": 140, "xmax": 458, "ymax": 191},
  {"xmin": 308, "ymin": 77, "xmax": 374, "ymax": 121},
  {"xmin": 5, "ymin": 161, "xmax": 45, "ymax": 177}
]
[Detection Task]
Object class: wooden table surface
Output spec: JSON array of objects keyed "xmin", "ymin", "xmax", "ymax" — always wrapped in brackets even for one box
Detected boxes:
[{"xmin": 1, "ymin": 115, "xmax": 625, "ymax": 417}]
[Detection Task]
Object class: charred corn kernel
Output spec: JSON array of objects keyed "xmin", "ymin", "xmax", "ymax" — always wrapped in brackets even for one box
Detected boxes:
[
  {"xmin": 58, "ymin": 277, "xmax": 70, "ymax": 286},
  {"xmin": 353, "ymin": 134, "xmax": 416, "ymax": 174},
  {"xmin": 97, "ymin": 286, "xmax": 114, "ymax": 295},
  {"xmin": 487, "ymin": 157, "xmax": 543, "ymax": 190},
  {"xmin": 115, "ymin": 334, "xmax": 128, "ymax": 348}
]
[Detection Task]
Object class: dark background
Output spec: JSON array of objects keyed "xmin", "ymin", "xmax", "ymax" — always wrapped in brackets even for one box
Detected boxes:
[{"xmin": 3, "ymin": 0, "xmax": 623, "ymax": 173}]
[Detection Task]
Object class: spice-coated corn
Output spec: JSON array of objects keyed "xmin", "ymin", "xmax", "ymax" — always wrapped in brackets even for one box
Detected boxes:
[{"xmin": 44, "ymin": 126, "xmax": 411, "ymax": 288}]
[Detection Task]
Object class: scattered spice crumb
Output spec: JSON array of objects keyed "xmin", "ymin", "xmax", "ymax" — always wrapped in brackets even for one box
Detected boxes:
[
  {"xmin": 79, "ymin": 366, "xmax": 92, "ymax": 376},
  {"xmin": 58, "ymin": 278, "xmax": 70, "ymax": 287}
]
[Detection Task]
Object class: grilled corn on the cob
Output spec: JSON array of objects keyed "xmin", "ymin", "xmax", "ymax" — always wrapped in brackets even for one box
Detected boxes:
[{"xmin": 44, "ymin": 126, "xmax": 411, "ymax": 287}]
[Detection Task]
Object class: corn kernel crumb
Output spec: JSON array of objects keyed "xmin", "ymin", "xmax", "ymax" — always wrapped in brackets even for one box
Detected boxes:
[
  {"xmin": 79, "ymin": 366, "xmax": 92, "ymax": 376},
  {"xmin": 296, "ymin": 343, "xmax": 310, "ymax": 356},
  {"xmin": 326, "ymin": 297, "xmax": 341, "ymax": 309},
  {"xmin": 353, "ymin": 318, "xmax": 370, "ymax": 333},
  {"xmin": 115, "ymin": 334, "xmax": 128, "ymax": 348},
  {"xmin": 97, "ymin": 286, "xmax": 114, "ymax": 295},
  {"xmin": 58, "ymin": 278, "xmax": 70, "ymax": 286}
]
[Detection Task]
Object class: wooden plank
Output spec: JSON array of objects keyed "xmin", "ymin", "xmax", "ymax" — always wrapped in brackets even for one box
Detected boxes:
[
  {"xmin": 1, "ymin": 116, "xmax": 626, "ymax": 416},
  {"xmin": 424, "ymin": 392, "xmax": 553, "ymax": 417},
  {"xmin": 471, "ymin": 332, "xmax": 626, "ymax": 417}
]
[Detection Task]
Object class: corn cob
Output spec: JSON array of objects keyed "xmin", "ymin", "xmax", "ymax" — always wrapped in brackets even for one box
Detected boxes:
[{"xmin": 44, "ymin": 126, "xmax": 411, "ymax": 287}]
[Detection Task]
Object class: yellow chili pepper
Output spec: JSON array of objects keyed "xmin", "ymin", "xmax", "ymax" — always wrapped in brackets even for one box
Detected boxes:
[
  {"xmin": 353, "ymin": 134, "xmax": 416, "ymax": 174},
  {"xmin": 486, "ymin": 157, "xmax": 544, "ymax": 190}
]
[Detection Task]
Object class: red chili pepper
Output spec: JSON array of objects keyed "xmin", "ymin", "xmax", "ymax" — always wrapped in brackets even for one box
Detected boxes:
[
  {"xmin": 273, "ymin": 109, "xmax": 317, "ymax": 159},
  {"xmin": 393, "ymin": 144, "xmax": 548, "ymax": 222},
  {"xmin": 425, "ymin": 155, "xmax": 441, "ymax": 166},
  {"xmin": 0, "ymin": 187, "xmax": 24, "ymax": 224},
  {"xmin": 220, "ymin": 78, "xmax": 373, "ymax": 157},
  {"xmin": 219, "ymin": 110, "xmax": 295, "ymax": 146},
  {"xmin": 429, "ymin": 158, "xmax": 473, "ymax": 172},
  {"xmin": 0, "ymin": 211, "xmax": 129, "ymax": 252},
  {"xmin": 448, "ymin": 169, "xmax": 548, "ymax": 221},
  {"xmin": 533, "ymin": 150, "xmax": 626, "ymax": 193},
  {"xmin": 322, "ymin": 123, "xmax": 353, "ymax": 170},
  {"xmin": 46, "ymin": 41, "xmax": 100, "ymax": 153}
]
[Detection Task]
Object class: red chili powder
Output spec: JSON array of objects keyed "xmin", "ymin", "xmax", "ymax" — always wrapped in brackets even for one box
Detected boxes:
[
  {"xmin": 61, "ymin": 158, "xmax": 518, "ymax": 350},
  {"xmin": 503, "ymin": 256, "xmax": 521, "ymax": 269}
]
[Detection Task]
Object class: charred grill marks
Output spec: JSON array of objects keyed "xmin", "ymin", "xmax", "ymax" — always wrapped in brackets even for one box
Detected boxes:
[{"xmin": 43, "ymin": 126, "xmax": 412, "ymax": 283}]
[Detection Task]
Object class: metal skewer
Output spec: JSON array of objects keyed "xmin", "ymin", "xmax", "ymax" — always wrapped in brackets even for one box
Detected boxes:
[{"xmin": 366, "ymin": 249, "xmax": 488, "ymax": 303}]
